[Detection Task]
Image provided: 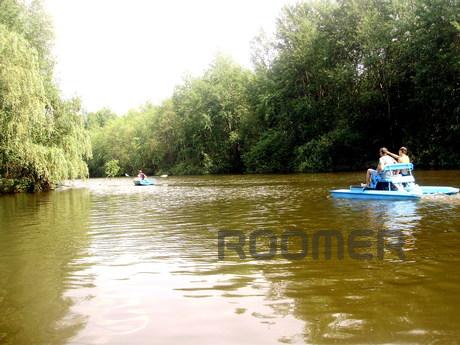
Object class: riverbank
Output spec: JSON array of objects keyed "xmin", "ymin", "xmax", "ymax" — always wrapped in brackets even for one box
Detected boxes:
[
  {"xmin": 3, "ymin": 168, "xmax": 460, "ymax": 195},
  {"xmin": 0, "ymin": 178, "xmax": 53, "ymax": 194}
]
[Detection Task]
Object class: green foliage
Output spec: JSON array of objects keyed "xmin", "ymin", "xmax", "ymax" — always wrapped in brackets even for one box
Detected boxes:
[
  {"xmin": 87, "ymin": 107, "xmax": 154, "ymax": 177},
  {"xmin": 246, "ymin": 0, "xmax": 460, "ymax": 171},
  {"xmin": 88, "ymin": 0, "xmax": 460, "ymax": 175},
  {"xmin": 242, "ymin": 130, "xmax": 293, "ymax": 173},
  {"xmin": 295, "ymin": 135, "xmax": 334, "ymax": 172},
  {"xmin": 104, "ymin": 159, "xmax": 120, "ymax": 177},
  {"xmin": 172, "ymin": 54, "xmax": 253, "ymax": 174},
  {"xmin": 0, "ymin": 0, "xmax": 91, "ymax": 192},
  {"xmin": 88, "ymin": 55, "xmax": 253, "ymax": 176},
  {"xmin": 86, "ymin": 108, "xmax": 117, "ymax": 129}
]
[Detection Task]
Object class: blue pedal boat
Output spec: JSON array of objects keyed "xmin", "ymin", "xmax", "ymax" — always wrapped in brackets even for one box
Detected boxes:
[{"xmin": 330, "ymin": 163, "xmax": 459, "ymax": 200}]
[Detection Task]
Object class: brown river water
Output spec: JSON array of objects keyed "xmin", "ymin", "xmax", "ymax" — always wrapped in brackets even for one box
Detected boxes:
[{"xmin": 1, "ymin": 171, "xmax": 460, "ymax": 344}]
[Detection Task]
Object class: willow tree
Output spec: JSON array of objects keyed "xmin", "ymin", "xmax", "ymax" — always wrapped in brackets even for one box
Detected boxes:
[
  {"xmin": 0, "ymin": 25, "xmax": 48, "ymax": 180},
  {"xmin": 0, "ymin": 0, "xmax": 91, "ymax": 192}
]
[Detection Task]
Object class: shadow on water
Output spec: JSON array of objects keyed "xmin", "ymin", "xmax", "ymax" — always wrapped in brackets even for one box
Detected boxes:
[{"xmin": 0, "ymin": 190, "xmax": 92, "ymax": 345}]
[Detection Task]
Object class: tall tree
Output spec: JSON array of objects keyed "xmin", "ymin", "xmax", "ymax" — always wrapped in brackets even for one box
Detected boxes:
[{"xmin": 0, "ymin": 0, "xmax": 91, "ymax": 191}]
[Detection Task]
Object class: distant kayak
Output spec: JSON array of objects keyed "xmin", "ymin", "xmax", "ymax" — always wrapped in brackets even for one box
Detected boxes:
[{"xmin": 133, "ymin": 178, "xmax": 155, "ymax": 186}]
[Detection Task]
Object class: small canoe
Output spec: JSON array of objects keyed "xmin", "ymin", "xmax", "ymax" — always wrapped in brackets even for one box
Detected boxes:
[{"xmin": 133, "ymin": 178, "xmax": 155, "ymax": 186}]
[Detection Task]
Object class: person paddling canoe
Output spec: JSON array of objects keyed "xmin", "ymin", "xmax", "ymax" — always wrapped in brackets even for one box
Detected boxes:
[{"xmin": 138, "ymin": 170, "xmax": 147, "ymax": 180}]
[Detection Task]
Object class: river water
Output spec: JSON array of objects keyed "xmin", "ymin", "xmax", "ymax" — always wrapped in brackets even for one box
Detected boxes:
[{"xmin": 1, "ymin": 172, "xmax": 460, "ymax": 344}]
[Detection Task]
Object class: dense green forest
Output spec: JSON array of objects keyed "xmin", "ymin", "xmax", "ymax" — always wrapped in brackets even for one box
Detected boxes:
[
  {"xmin": 0, "ymin": 0, "xmax": 91, "ymax": 192},
  {"xmin": 1, "ymin": 0, "xmax": 459, "ymax": 189},
  {"xmin": 87, "ymin": 0, "xmax": 460, "ymax": 176}
]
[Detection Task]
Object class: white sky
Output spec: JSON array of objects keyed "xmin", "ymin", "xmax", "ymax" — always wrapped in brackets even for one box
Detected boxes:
[{"xmin": 44, "ymin": 0, "xmax": 296, "ymax": 114}]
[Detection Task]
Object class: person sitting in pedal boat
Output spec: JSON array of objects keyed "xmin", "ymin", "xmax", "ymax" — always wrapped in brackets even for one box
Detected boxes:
[
  {"xmin": 383, "ymin": 147, "xmax": 410, "ymax": 175},
  {"xmin": 364, "ymin": 147, "xmax": 397, "ymax": 187}
]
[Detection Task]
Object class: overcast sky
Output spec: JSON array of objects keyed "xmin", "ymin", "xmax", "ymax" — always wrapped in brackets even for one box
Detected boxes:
[{"xmin": 44, "ymin": 0, "xmax": 296, "ymax": 114}]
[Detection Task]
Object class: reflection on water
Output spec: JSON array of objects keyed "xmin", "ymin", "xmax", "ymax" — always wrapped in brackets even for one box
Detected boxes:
[
  {"xmin": 333, "ymin": 199, "xmax": 421, "ymax": 255},
  {"xmin": 0, "ymin": 190, "xmax": 91, "ymax": 345},
  {"xmin": 1, "ymin": 172, "xmax": 460, "ymax": 344}
]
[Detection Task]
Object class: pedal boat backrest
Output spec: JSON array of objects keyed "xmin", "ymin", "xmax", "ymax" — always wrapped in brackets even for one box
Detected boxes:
[{"xmin": 380, "ymin": 163, "xmax": 415, "ymax": 183}]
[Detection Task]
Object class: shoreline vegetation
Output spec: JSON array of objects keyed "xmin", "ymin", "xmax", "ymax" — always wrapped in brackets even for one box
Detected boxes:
[{"xmin": 1, "ymin": 0, "xmax": 459, "ymax": 193}]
